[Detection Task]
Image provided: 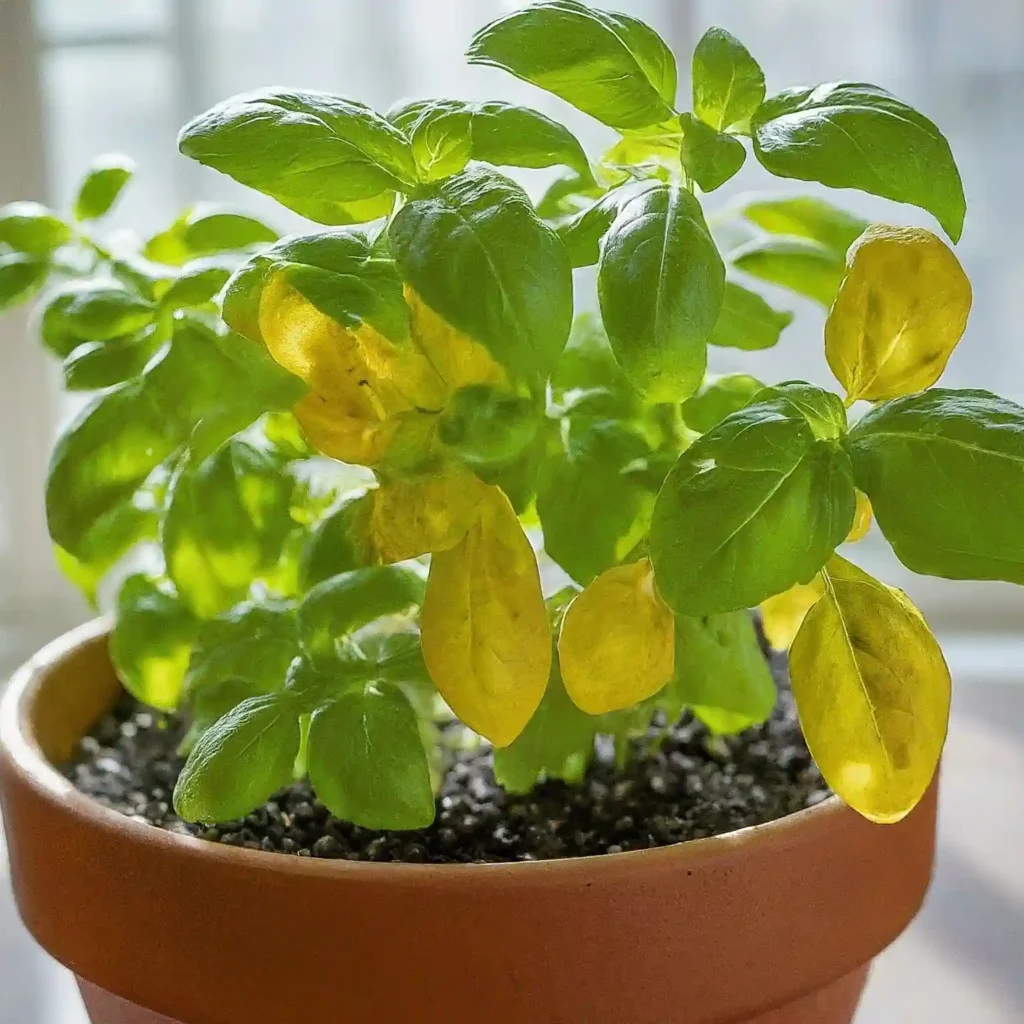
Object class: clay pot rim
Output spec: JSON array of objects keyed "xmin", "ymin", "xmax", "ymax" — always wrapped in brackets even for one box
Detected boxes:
[{"xmin": 2, "ymin": 616, "xmax": 846, "ymax": 880}]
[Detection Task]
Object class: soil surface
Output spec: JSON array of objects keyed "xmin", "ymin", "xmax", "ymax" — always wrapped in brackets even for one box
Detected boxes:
[{"xmin": 63, "ymin": 657, "xmax": 829, "ymax": 863}]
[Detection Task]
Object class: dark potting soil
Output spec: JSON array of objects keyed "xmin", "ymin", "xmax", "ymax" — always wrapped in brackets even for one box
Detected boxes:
[{"xmin": 62, "ymin": 657, "xmax": 829, "ymax": 863}]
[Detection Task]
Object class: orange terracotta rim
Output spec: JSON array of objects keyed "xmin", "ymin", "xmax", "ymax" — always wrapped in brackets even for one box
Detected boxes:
[{"xmin": 0, "ymin": 619, "xmax": 939, "ymax": 1024}]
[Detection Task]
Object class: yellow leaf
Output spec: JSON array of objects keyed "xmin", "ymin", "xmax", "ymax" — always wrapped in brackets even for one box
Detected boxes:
[
  {"xmin": 420, "ymin": 485, "xmax": 550, "ymax": 746},
  {"xmin": 846, "ymin": 490, "xmax": 873, "ymax": 543},
  {"xmin": 558, "ymin": 559, "xmax": 675, "ymax": 715},
  {"xmin": 258, "ymin": 273, "xmax": 446, "ymax": 465},
  {"xmin": 824, "ymin": 225, "xmax": 972, "ymax": 403},
  {"xmin": 369, "ymin": 464, "xmax": 489, "ymax": 563},
  {"xmin": 759, "ymin": 579, "xmax": 825, "ymax": 651},
  {"xmin": 789, "ymin": 554, "xmax": 951, "ymax": 824}
]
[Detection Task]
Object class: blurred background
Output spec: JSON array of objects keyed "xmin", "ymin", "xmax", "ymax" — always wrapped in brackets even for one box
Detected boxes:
[{"xmin": 1, "ymin": 1, "xmax": 1022, "ymax": 1021}]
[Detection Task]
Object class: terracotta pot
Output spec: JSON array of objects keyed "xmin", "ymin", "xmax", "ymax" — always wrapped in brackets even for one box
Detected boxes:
[{"xmin": 1, "ymin": 621, "xmax": 937, "ymax": 1024}]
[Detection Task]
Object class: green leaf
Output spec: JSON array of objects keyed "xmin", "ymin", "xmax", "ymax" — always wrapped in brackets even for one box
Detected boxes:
[
  {"xmin": 537, "ymin": 419, "xmax": 652, "ymax": 585},
  {"xmin": 174, "ymin": 691, "xmax": 301, "ymax": 823},
  {"xmin": 111, "ymin": 574, "xmax": 198, "ymax": 711},
  {"xmin": 650, "ymin": 387, "xmax": 856, "ymax": 615},
  {"xmin": 760, "ymin": 380, "xmax": 848, "ymax": 440},
  {"xmin": 467, "ymin": 0, "xmax": 677, "ymax": 131},
  {"xmin": 438, "ymin": 386, "xmax": 540, "ymax": 469},
  {"xmin": 160, "ymin": 259, "xmax": 233, "ymax": 309},
  {"xmin": 298, "ymin": 566, "xmax": 425, "ymax": 663},
  {"xmin": 494, "ymin": 660, "xmax": 598, "ymax": 793},
  {"xmin": 338, "ymin": 627, "xmax": 433, "ymax": 689},
  {"xmin": 751, "ymin": 83, "xmax": 966, "ymax": 241},
  {"xmin": 678, "ymin": 113, "xmax": 746, "ymax": 192},
  {"xmin": 298, "ymin": 490, "xmax": 375, "ymax": 589},
  {"xmin": 0, "ymin": 202, "xmax": 71, "ymax": 255},
  {"xmin": 691, "ymin": 27, "xmax": 765, "ymax": 133},
  {"xmin": 535, "ymin": 169, "xmax": 604, "ymax": 221},
  {"xmin": 389, "ymin": 166, "xmax": 573, "ymax": 383},
  {"xmin": 61, "ymin": 329, "xmax": 163, "ymax": 391},
  {"xmin": 670, "ymin": 612, "xmax": 776, "ymax": 733},
  {"xmin": 0, "ymin": 251, "xmax": 48, "ymax": 311},
  {"xmin": 73, "ymin": 154, "xmax": 135, "ymax": 221},
  {"xmin": 708, "ymin": 280, "xmax": 792, "ymax": 351},
  {"xmin": 307, "ymin": 682, "xmax": 434, "ymax": 829},
  {"xmin": 730, "ymin": 235, "xmax": 845, "ymax": 306},
  {"xmin": 742, "ymin": 195, "xmax": 868, "ymax": 258},
  {"xmin": 681, "ymin": 373, "xmax": 763, "ymax": 433},
  {"xmin": 178, "ymin": 88, "xmax": 416, "ymax": 224},
  {"xmin": 183, "ymin": 209, "xmax": 278, "ymax": 255},
  {"xmin": 549, "ymin": 312, "xmax": 637, "ymax": 420},
  {"xmin": 598, "ymin": 182, "xmax": 725, "ymax": 402},
  {"xmin": 556, "ymin": 180, "xmax": 657, "ymax": 268},
  {"xmin": 847, "ymin": 388, "xmax": 1024, "ymax": 584},
  {"xmin": 41, "ymin": 281, "xmax": 155, "ymax": 343}
]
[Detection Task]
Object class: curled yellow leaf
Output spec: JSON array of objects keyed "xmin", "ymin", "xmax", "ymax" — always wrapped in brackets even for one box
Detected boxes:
[
  {"xmin": 420, "ymin": 485, "xmax": 550, "ymax": 746},
  {"xmin": 845, "ymin": 490, "xmax": 873, "ymax": 543},
  {"xmin": 258, "ymin": 274, "xmax": 446, "ymax": 465},
  {"xmin": 759, "ymin": 579, "xmax": 825, "ymax": 651},
  {"xmin": 825, "ymin": 225, "xmax": 972, "ymax": 403},
  {"xmin": 369, "ymin": 464, "xmax": 489, "ymax": 563},
  {"xmin": 789, "ymin": 554, "xmax": 951, "ymax": 824},
  {"xmin": 558, "ymin": 559, "xmax": 675, "ymax": 715}
]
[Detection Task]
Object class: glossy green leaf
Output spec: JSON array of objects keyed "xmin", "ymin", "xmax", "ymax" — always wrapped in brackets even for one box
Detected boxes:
[
  {"xmin": 537, "ymin": 419, "xmax": 652, "ymax": 585},
  {"xmin": 73, "ymin": 154, "xmax": 135, "ymax": 221},
  {"xmin": 598, "ymin": 182, "xmax": 724, "ymax": 401},
  {"xmin": 41, "ymin": 281, "xmax": 155, "ymax": 343},
  {"xmin": 0, "ymin": 202, "xmax": 71, "ymax": 255},
  {"xmin": 183, "ymin": 209, "xmax": 278, "ymax": 255},
  {"xmin": 742, "ymin": 195, "xmax": 868, "ymax": 258},
  {"xmin": 111, "ymin": 574, "xmax": 198, "ymax": 711},
  {"xmin": 61, "ymin": 330, "xmax": 163, "ymax": 391},
  {"xmin": 308, "ymin": 682, "xmax": 434, "ymax": 829},
  {"xmin": 298, "ymin": 490, "xmax": 375, "ymax": 589},
  {"xmin": 760, "ymin": 380, "xmax": 848, "ymax": 440},
  {"xmin": 160, "ymin": 260, "xmax": 233, "ymax": 309},
  {"xmin": 681, "ymin": 373, "xmax": 763, "ymax": 433},
  {"xmin": 0, "ymin": 251, "xmax": 48, "ymax": 311},
  {"xmin": 671, "ymin": 611, "xmax": 776, "ymax": 733},
  {"xmin": 556, "ymin": 180, "xmax": 657, "ymax": 268},
  {"xmin": 174, "ymin": 691, "xmax": 301, "ymax": 822},
  {"xmin": 390, "ymin": 166, "xmax": 572, "ymax": 383},
  {"xmin": 650, "ymin": 387, "xmax": 856, "ymax": 615},
  {"xmin": 752, "ymin": 83, "xmax": 966, "ymax": 241},
  {"xmin": 178, "ymin": 88, "xmax": 416, "ymax": 224},
  {"xmin": 338, "ymin": 627, "xmax": 432, "ymax": 688},
  {"xmin": 847, "ymin": 388, "xmax": 1024, "ymax": 584},
  {"xmin": 708, "ymin": 280, "xmax": 792, "ymax": 350},
  {"xmin": 692, "ymin": 27, "xmax": 764, "ymax": 132},
  {"xmin": 678, "ymin": 113, "xmax": 746, "ymax": 192},
  {"xmin": 467, "ymin": 0, "xmax": 677, "ymax": 131},
  {"xmin": 730, "ymin": 235, "xmax": 845, "ymax": 306}
]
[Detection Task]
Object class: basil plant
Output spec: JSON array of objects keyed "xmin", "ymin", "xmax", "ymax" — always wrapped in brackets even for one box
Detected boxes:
[{"xmin": 1, "ymin": 2, "xmax": 1016, "ymax": 831}]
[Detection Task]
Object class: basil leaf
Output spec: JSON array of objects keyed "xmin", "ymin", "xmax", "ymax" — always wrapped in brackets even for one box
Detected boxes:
[
  {"xmin": 650, "ymin": 388, "xmax": 856, "ymax": 615},
  {"xmin": 161, "ymin": 260, "xmax": 233, "ymax": 310},
  {"xmin": 438, "ymin": 386, "xmax": 540, "ymax": 469},
  {"xmin": 752, "ymin": 83, "xmax": 966, "ymax": 241},
  {"xmin": 847, "ymin": 388, "xmax": 1024, "ymax": 584},
  {"xmin": 678, "ymin": 113, "xmax": 746, "ymax": 192},
  {"xmin": 742, "ymin": 195, "xmax": 868, "ymax": 258},
  {"xmin": 178, "ymin": 88, "xmax": 416, "ymax": 224},
  {"xmin": 681, "ymin": 373, "xmax": 763, "ymax": 433},
  {"xmin": 556, "ymin": 180, "xmax": 657, "ymax": 269},
  {"xmin": 111, "ymin": 574, "xmax": 198, "ymax": 711},
  {"xmin": 73, "ymin": 154, "xmax": 135, "ymax": 221},
  {"xmin": 730, "ymin": 235, "xmax": 845, "ymax": 306},
  {"xmin": 467, "ymin": 0, "xmax": 677, "ymax": 131},
  {"xmin": 41, "ymin": 281, "xmax": 155, "ymax": 343},
  {"xmin": 308, "ymin": 682, "xmax": 434, "ymax": 829},
  {"xmin": 549, "ymin": 313, "xmax": 636, "ymax": 420},
  {"xmin": 62, "ymin": 330, "xmax": 163, "ymax": 391},
  {"xmin": 298, "ymin": 490, "xmax": 375, "ymax": 590},
  {"xmin": 0, "ymin": 250, "xmax": 48, "ymax": 311},
  {"xmin": 709, "ymin": 280, "xmax": 792, "ymax": 351},
  {"xmin": 183, "ymin": 209, "xmax": 278, "ymax": 254},
  {"xmin": 671, "ymin": 612, "xmax": 776, "ymax": 733},
  {"xmin": 340, "ymin": 628, "xmax": 432, "ymax": 688},
  {"xmin": 691, "ymin": 27, "xmax": 765, "ymax": 133},
  {"xmin": 390, "ymin": 166, "xmax": 572, "ymax": 383},
  {"xmin": 760, "ymin": 380, "xmax": 848, "ymax": 440},
  {"xmin": 0, "ymin": 201, "xmax": 71, "ymax": 255},
  {"xmin": 535, "ymin": 169, "xmax": 605, "ymax": 221},
  {"xmin": 174, "ymin": 691, "xmax": 301, "ymax": 823},
  {"xmin": 598, "ymin": 182, "xmax": 724, "ymax": 402},
  {"xmin": 537, "ymin": 419, "xmax": 652, "ymax": 585}
]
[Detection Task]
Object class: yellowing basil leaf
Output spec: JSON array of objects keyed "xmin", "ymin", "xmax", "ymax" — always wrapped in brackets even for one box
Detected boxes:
[
  {"xmin": 846, "ymin": 491, "xmax": 873, "ymax": 542},
  {"xmin": 790, "ymin": 554, "xmax": 950, "ymax": 823},
  {"xmin": 598, "ymin": 182, "xmax": 724, "ymax": 402},
  {"xmin": 709, "ymin": 280, "xmax": 793, "ymax": 351},
  {"xmin": 178, "ymin": 88, "xmax": 415, "ymax": 224},
  {"xmin": 731, "ymin": 235, "xmax": 845, "ymax": 306},
  {"xmin": 368, "ymin": 466, "xmax": 488, "ymax": 563},
  {"xmin": 742, "ymin": 195, "xmax": 868, "ymax": 258},
  {"xmin": 467, "ymin": 1, "xmax": 677, "ymax": 131},
  {"xmin": 825, "ymin": 225, "xmax": 972, "ymax": 403},
  {"xmin": 420, "ymin": 486, "xmax": 549, "ymax": 746},
  {"xmin": 308, "ymin": 682, "xmax": 434, "ymax": 829},
  {"xmin": 559, "ymin": 559, "xmax": 674, "ymax": 715},
  {"xmin": 752, "ymin": 83, "xmax": 966, "ymax": 242},
  {"xmin": 678, "ymin": 113, "xmax": 746, "ymax": 193},
  {"xmin": 759, "ymin": 579, "xmax": 825, "ymax": 651},
  {"xmin": 73, "ymin": 154, "xmax": 136, "ymax": 221},
  {"xmin": 602, "ymin": 118, "xmax": 683, "ymax": 172},
  {"xmin": 692, "ymin": 27, "xmax": 765, "ymax": 133},
  {"xmin": 681, "ymin": 373, "xmax": 763, "ymax": 433},
  {"xmin": 847, "ymin": 388, "xmax": 1024, "ymax": 584}
]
